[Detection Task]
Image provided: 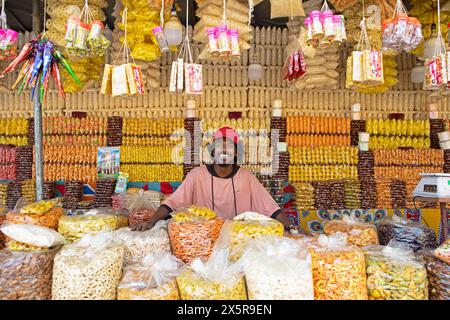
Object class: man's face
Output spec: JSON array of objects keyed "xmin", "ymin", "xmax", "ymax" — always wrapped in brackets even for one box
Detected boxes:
[{"xmin": 213, "ymin": 138, "xmax": 236, "ymax": 166}]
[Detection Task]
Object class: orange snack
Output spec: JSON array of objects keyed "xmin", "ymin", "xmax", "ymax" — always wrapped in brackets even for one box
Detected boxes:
[{"xmin": 323, "ymin": 217, "xmax": 379, "ymax": 247}]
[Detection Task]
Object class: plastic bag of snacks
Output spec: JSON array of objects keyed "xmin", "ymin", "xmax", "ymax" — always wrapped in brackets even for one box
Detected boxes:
[
  {"xmin": 311, "ymin": 233, "xmax": 368, "ymax": 300},
  {"xmin": 176, "ymin": 249, "xmax": 247, "ymax": 300},
  {"xmin": 125, "ymin": 191, "xmax": 159, "ymax": 227},
  {"xmin": 58, "ymin": 208, "xmax": 124, "ymax": 242},
  {"xmin": 0, "ymin": 247, "xmax": 60, "ymax": 300},
  {"xmin": 283, "ymin": 47, "xmax": 307, "ymax": 81},
  {"xmin": 323, "ymin": 215, "xmax": 379, "ymax": 247},
  {"xmin": 52, "ymin": 231, "xmax": 124, "ymax": 300},
  {"xmin": 376, "ymin": 214, "xmax": 437, "ymax": 251},
  {"xmin": 113, "ymin": 220, "xmax": 171, "ymax": 266},
  {"xmin": 364, "ymin": 244, "xmax": 428, "ymax": 300},
  {"xmin": 418, "ymin": 250, "xmax": 450, "ymax": 300},
  {"xmin": 6, "ymin": 198, "xmax": 64, "ymax": 230},
  {"xmin": 240, "ymin": 236, "xmax": 314, "ymax": 300},
  {"xmin": 168, "ymin": 206, "xmax": 224, "ymax": 263},
  {"xmin": 0, "ymin": 4, "xmax": 18, "ymax": 61},
  {"xmin": 214, "ymin": 211, "xmax": 284, "ymax": 261},
  {"xmin": 433, "ymin": 239, "xmax": 450, "ymax": 265},
  {"xmin": 118, "ymin": 251, "xmax": 182, "ymax": 300},
  {"xmin": 1, "ymin": 222, "xmax": 65, "ymax": 251}
]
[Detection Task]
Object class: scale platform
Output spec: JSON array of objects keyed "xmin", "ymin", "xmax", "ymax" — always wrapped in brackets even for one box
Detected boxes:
[{"xmin": 412, "ymin": 173, "xmax": 450, "ymax": 199}]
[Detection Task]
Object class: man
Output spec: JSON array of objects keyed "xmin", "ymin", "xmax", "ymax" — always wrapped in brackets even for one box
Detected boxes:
[{"xmin": 132, "ymin": 126, "xmax": 302, "ymax": 233}]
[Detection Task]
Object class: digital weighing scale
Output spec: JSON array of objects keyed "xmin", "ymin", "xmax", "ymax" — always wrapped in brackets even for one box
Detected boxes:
[{"xmin": 412, "ymin": 173, "xmax": 450, "ymax": 242}]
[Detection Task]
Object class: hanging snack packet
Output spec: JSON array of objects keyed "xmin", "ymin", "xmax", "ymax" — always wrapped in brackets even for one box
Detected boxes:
[
  {"xmin": 185, "ymin": 63, "xmax": 203, "ymax": 95},
  {"xmin": 100, "ymin": 64, "xmax": 113, "ymax": 95},
  {"xmin": 112, "ymin": 64, "xmax": 129, "ymax": 97}
]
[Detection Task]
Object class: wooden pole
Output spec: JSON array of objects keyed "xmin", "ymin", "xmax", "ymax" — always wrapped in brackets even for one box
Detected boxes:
[{"xmin": 32, "ymin": 0, "xmax": 40, "ymax": 33}]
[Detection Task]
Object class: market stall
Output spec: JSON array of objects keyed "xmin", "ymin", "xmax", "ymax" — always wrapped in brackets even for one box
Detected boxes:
[{"xmin": 0, "ymin": 0, "xmax": 448, "ymax": 300}]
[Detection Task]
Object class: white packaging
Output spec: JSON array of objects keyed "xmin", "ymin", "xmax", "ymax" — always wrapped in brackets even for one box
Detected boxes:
[{"xmin": 169, "ymin": 61, "xmax": 178, "ymax": 93}]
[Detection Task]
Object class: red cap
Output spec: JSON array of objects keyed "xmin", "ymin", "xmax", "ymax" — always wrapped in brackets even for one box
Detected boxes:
[{"xmin": 213, "ymin": 126, "xmax": 239, "ymax": 145}]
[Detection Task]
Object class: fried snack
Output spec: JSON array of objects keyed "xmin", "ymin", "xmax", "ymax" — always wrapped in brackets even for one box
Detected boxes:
[
  {"xmin": 118, "ymin": 277, "xmax": 180, "ymax": 300},
  {"xmin": 323, "ymin": 218, "xmax": 379, "ymax": 247},
  {"xmin": 433, "ymin": 239, "xmax": 450, "ymax": 265},
  {"xmin": 6, "ymin": 207, "xmax": 63, "ymax": 230},
  {"xmin": 58, "ymin": 214, "xmax": 119, "ymax": 242}
]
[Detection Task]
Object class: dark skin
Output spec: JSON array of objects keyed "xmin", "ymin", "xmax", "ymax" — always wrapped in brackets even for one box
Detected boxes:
[{"xmin": 132, "ymin": 138, "xmax": 307, "ymax": 234}]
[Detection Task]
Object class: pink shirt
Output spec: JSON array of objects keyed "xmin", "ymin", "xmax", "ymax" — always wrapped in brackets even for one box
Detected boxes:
[{"xmin": 163, "ymin": 165, "xmax": 281, "ymax": 220}]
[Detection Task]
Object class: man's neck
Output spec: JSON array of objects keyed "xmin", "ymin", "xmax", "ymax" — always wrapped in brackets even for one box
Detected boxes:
[{"xmin": 213, "ymin": 164, "xmax": 234, "ymax": 178}]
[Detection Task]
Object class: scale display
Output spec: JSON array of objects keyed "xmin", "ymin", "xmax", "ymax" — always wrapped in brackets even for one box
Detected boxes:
[{"xmin": 423, "ymin": 184, "xmax": 437, "ymax": 193}]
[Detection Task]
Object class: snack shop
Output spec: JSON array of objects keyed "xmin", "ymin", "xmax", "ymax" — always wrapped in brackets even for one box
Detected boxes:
[{"xmin": 0, "ymin": 0, "xmax": 448, "ymax": 301}]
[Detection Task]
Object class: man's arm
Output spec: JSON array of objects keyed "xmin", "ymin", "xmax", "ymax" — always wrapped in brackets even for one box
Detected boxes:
[{"xmin": 131, "ymin": 204, "xmax": 171, "ymax": 231}]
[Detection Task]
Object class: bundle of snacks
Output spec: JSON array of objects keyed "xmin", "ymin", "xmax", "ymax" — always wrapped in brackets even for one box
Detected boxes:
[
  {"xmin": 312, "ymin": 180, "xmax": 345, "ymax": 210},
  {"xmin": 311, "ymin": 233, "xmax": 368, "ymax": 300},
  {"xmin": 63, "ymin": 180, "xmax": 84, "ymax": 209},
  {"xmin": 5, "ymin": 182, "xmax": 21, "ymax": 210},
  {"xmin": 120, "ymin": 164, "xmax": 183, "ymax": 182},
  {"xmin": 168, "ymin": 206, "xmax": 224, "ymax": 263},
  {"xmin": 94, "ymin": 178, "xmax": 116, "ymax": 207},
  {"xmin": 52, "ymin": 231, "xmax": 124, "ymax": 300},
  {"xmin": 283, "ymin": 48, "xmax": 307, "ymax": 81},
  {"xmin": 1, "ymin": 222, "xmax": 65, "ymax": 252},
  {"xmin": 373, "ymin": 149, "xmax": 444, "ymax": 167},
  {"xmin": 240, "ymin": 236, "xmax": 314, "ymax": 300},
  {"xmin": 293, "ymin": 182, "xmax": 315, "ymax": 210},
  {"xmin": 433, "ymin": 239, "xmax": 450, "ymax": 265},
  {"xmin": 356, "ymin": 54, "xmax": 399, "ymax": 94},
  {"xmin": 58, "ymin": 208, "xmax": 124, "ymax": 242},
  {"xmin": 376, "ymin": 214, "xmax": 437, "ymax": 251},
  {"xmin": 289, "ymin": 146, "xmax": 359, "ymax": 165},
  {"xmin": 118, "ymin": 252, "xmax": 182, "ymax": 300},
  {"xmin": 113, "ymin": 221, "xmax": 171, "ymax": 266},
  {"xmin": 419, "ymin": 250, "xmax": 450, "ymax": 300},
  {"xmin": 16, "ymin": 147, "xmax": 33, "ymax": 182},
  {"xmin": 215, "ymin": 212, "xmax": 284, "ymax": 261},
  {"xmin": 176, "ymin": 249, "xmax": 247, "ymax": 300},
  {"xmin": 287, "ymin": 116, "xmax": 351, "ymax": 134},
  {"xmin": 324, "ymin": 216, "xmax": 379, "ymax": 247},
  {"xmin": 343, "ymin": 179, "xmax": 362, "ymax": 209},
  {"xmin": 289, "ymin": 165, "xmax": 358, "ymax": 182},
  {"xmin": 6, "ymin": 198, "xmax": 63, "ymax": 230},
  {"xmin": 365, "ymin": 245, "xmax": 428, "ymax": 300},
  {"xmin": 367, "ymin": 119, "xmax": 430, "ymax": 137},
  {"xmin": 0, "ymin": 145, "xmax": 16, "ymax": 180},
  {"xmin": 0, "ymin": 247, "xmax": 59, "ymax": 300},
  {"xmin": 0, "ymin": 118, "xmax": 28, "ymax": 146},
  {"xmin": 286, "ymin": 134, "xmax": 351, "ymax": 147}
]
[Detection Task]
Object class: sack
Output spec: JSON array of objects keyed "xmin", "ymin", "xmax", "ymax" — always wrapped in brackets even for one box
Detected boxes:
[
  {"xmin": 113, "ymin": 220, "xmax": 171, "ymax": 266},
  {"xmin": 240, "ymin": 236, "xmax": 314, "ymax": 300},
  {"xmin": 196, "ymin": 4, "xmax": 249, "ymax": 23},
  {"xmin": 365, "ymin": 244, "xmax": 428, "ymax": 300},
  {"xmin": 1, "ymin": 222, "xmax": 65, "ymax": 248},
  {"xmin": 269, "ymin": 0, "xmax": 305, "ymax": 19},
  {"xmin": 176, "ymin": 249, "xmax": 247, "ymax": 300},
  {"xmin": 323, "ymin": 216, "xmax": 379, "ymax": 247},
  {"xmin": 196, "ymin": 0, "xmax": 249, "ymax": 15},
  {"xmin": 52, "ymin": 231, "xmax": 124, "ymax": 300},
  {"xmin": 117, "ymin": 251, "xmax": 182, "ymax": 300},
  {"xmin": 6, "ymin": 198, "xmax": 64, "ymax": 230}
]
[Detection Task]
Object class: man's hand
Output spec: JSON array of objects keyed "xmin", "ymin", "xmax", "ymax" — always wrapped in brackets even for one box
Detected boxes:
[{"xmin": 131, "ymin": 220, "xmax": 155, "ymax": 231}]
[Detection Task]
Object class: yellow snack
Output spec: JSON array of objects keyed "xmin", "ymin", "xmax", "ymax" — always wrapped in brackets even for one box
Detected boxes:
[
  {"xmin": 58, "ymin": 214, "xmax": 119, "ymax": 242},
  {"xmin": 6, "ymin": 240, "xmax": 49, "ymax": 252},
  {"xmin": 20, "ymin": 200, "xmax": 54, "ymax": 215},
  {"xmin": 323, "ymin": 217, "xmax": 379, "ymax": 247},
  {"xmin": 172, "ymin": 206, "xmax": 216, "ymax": 222}
]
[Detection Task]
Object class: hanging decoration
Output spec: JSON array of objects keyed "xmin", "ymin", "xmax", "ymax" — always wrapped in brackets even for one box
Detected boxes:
[
  {"xmin": 346, "ymin": 17, "xmax": 384, "ymax": 90},
  {"xmin": 282, "ymin": 41, "xmax": 307, "ymax": 82},
  {"xmin": 0, "ymin": 0, "xmax": 17, "ymax": 61},
  {"xmin": 169, "ymin": 0, "xmax": 203, "ymax": 95},
  {"xmin": 304, "ymin": 0, "xmax": 347, "ymax": 49},
  {"xmin": 424, "ymin": 0, "xmax": 447, "ymax": 90},
  {"xmin": 0, "ymin": 35, "xmax": 81, "ymax": 102},
  {"xmin": 381, "ymin": 0, "xmax": 423, "ymax": 53},
  {"xmin": 101, "ymin": 6, "xmax": 144, "ymax": 97},
  {"xmin": 64, "ymin": 0, "xmax": 111, "ymax": 56}
]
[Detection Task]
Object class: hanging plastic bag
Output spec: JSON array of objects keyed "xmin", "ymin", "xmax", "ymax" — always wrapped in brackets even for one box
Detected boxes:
[
  {"xmin": 52, "ymin": 231, "xmax": 124, "ymax": 300},
  {"xmin": 118, "ymin": 251, "xmax": 182, "ymax": 300},
  {"xmin": 240, "ymin": 236, "xmax": 314, "ymax": 300},
  {"xmin": 168, "ymin": 206, "xmax": 224, "ymax": 263},
  {"xmin": 113, "ymin": 220, "xmax": 171, "ymax": 266},
  {"xmin": 323, "ymin": 215, "xmax": 379, "ymax": 247},
  {"xmin": 125, "ymin": 190, "xmax": 160, "ymax": 227},
  {"xmin": 376, "ymin": 214, "xmax": 437, "ymax": 251},
  {"xmin": 364, "ymin": 243, "xmax": 428, "ymax": 300},
  {"xmin": 418, "ymin": 249, "xmax": 450, "ymax": 300},
  {"xmin": 0, "ymin": 2, "xmax": 18, "ymax": 61},
  {"xmin": 311, "ymin": 232, "xmax": 368, "ymax": 300},
  {"xmin": 1, "ymin": 222, "xmax": 66, "ymax": 251},
  {"xmin": 214, "ymin": 211, "xmax": 284, "ymax": 261},
  {"xmin": 176, "ymin": 249, "xmax": 247, "ymax": 300},
  {"xmin": 6, "ymin": 198, "xmax": 64, "ymax": 230}
]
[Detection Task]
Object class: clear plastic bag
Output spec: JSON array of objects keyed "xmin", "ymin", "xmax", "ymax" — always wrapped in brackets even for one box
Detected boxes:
[
  {"xmin": 126, "ymin": 191, "xmax": 160, "ymax": 227},
  {"xmin": 214, "ymin": 211, "xmax": 284, "ymax": 261},
  {"xmin": 323, "ymin": 215, "xmax": 379, "ymax": 247},
  {"xmin": 1, "ymin": 222, "xmax": 66, "ymax": 248},
  {"xmin": 240, "ymin": 236, "xmax": 314, "ymax": 300},
  {"xmin": 52, "ymin": 231, "xmax": 124, "ymax": 300},
  {"xmin": 433, "ymin": 239, "xmax": 450, "ymax": 265},
  {"xmin": 113, "ymin": 220, "xmax": 171, "ymax": 266},
  {"xmin": 117, "ymin": 251, "xmax": 182, "ymax": 300},
  {"xmin": 5, "ymin": 198, "xmax": 64, "ymax": 230},
  {"xmin": 311, "ymin": 233, "xmax": 368, "ymax": 300},
  {"xmin": 169, "ymin": 206, "xmax": 224, "ymax": 263},
  {"xmin": 364, "ymin": 244, "xmax": 428, "ymax": 300},
  {"xmin": 419, "ymin": 250, "xmax": 450, "ymax": 300},
  {"xmin": 0, "ymin": 247, "xmax": 60, "ymax": 299},
  {"xmin": 176, "ymin": 249, "xmax": 247, "ymax": 300},
  {"xmin": 376, "ymin": 214, "xmax": 437, "ymax": 252}
]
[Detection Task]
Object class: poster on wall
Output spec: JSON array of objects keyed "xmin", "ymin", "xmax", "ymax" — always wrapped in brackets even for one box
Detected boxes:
[{"xmin": 97, "ymin": 147, "xmax": 120, "ymax": 178}]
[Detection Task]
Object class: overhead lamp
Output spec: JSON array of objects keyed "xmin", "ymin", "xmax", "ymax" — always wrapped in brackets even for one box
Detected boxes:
[{"xmin": 164, "ymin": 7, "xmax": 183, "ymax": 46}]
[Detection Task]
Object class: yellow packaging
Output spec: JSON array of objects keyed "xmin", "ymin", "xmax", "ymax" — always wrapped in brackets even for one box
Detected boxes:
[
  {"xmin": 352, "ymin": 51, "xmax": 363, "ymax": 83},
  {"xmin": 100, "ymin": 64, "xmax": 113, "ymax": 95},
  {"xmin": 112, "ymin": 64, "xmax": 129, "ymax": 97}
]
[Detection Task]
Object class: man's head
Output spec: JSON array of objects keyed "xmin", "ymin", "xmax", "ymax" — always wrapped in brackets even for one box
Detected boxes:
[{"xmin": 211, "ymin": 126, "xmax": 239, "ymax": 167}]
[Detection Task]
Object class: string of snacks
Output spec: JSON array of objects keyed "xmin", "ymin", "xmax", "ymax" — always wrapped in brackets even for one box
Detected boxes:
[
  {"xmin": 0, "ymin": 0, "xmax": 18, "ymax": 60},
  {"xmin": 101, "ymin": 6, "xmax": 144, "ymax": 97},
  {"xmin": 304, "ymin": 0, "xmax": 347, "ymax": 49},
  {"xmin": 346, "ymin": 18, "xmax": 384, "ymax": 90},
  {"xmin": 382, "ymin": 0, "xmax": 423, "ymax": 54},
  {"xmin": 64, "ymin": 0, "xmax": 111, "ymax": 56},
  {"xmin": 169, "ymin": 0, "xmax": 203, "ymax": 95}
]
